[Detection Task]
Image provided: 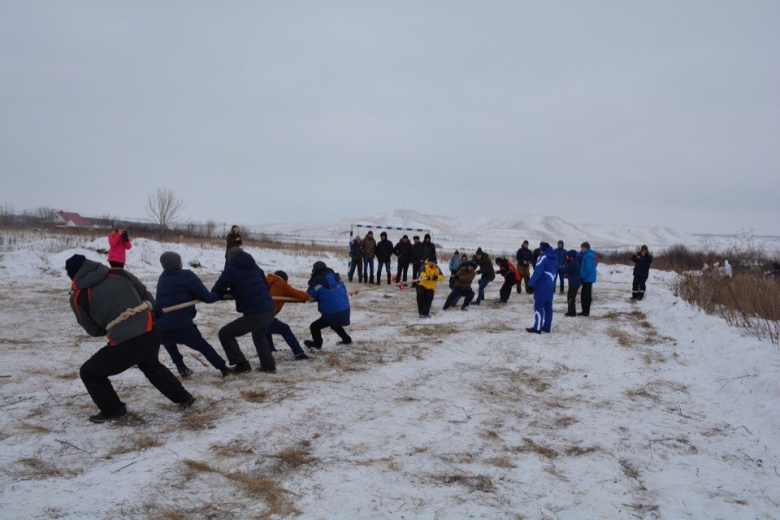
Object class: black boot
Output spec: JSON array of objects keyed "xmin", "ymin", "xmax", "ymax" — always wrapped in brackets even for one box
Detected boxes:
[
  {"xmin": 369, "ymin": 275, "xmax": 374, "ymax": 284},
  {"xmin": 176, "ymin": 363, "xmax": 193, "ymax": 379},
  {"xmin": 89, "ymin": 405, "xmax": 127, "ymax": 423},
  {"xmin": 525, "ymin": 327, "xmax": 541, "ymax": 334},
  {"xmin": 304, "ymin": 339, "xmax": 323, "ymax": 350},
  {"xmin": 233, "ymin": 360, "xmax": 252, "ymax": 373}
]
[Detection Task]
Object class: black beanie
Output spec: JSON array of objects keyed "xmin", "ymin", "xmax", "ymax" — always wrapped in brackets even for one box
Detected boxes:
[
  {"xmin": 312, "ymin": 261, "xmax": 327, "ymax": 275},
  {"xmin": 274, "ymin": 270, "xmax": 289, "ymax": 282},
  {"xmin": 66, "ymin": 254, "xmax": 87, "ymax": 280},
  {"xmin": 160, "ymin": 251, "xmax": 182, "ymax": 271},
  {"xmin": 424, "ymin": 233, "xmax": 431, "ymax": 240},
  {"xmin": 380, "ymin": 231, "xmax": 387, "ymax": 238}
]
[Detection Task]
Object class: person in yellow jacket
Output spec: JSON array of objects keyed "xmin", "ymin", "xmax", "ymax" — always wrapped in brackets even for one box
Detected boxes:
[{"xmin": 417, "ymin": 258, "xmax": 445, "ymax": 318}]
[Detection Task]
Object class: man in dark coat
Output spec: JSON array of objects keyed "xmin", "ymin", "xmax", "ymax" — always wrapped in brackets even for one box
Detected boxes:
[
  {"xmin": 156, "ymin": 252, "xmax": 232, "ymax": 378},
  {"xmin": 473, "ymin": 247, "xmax": 496, "ymax": 305},
  {"xmin": 515, "ymin": 240, "xmax": 533, "ymax": 294},
  {"xmin": 211, "ymin": 247, "xmax": 277, "ymax": 374},
  {"xmin": 630, "ymin": 245, "xmax": 653, "ymax": 300},
  {"xmin": 562, "ymin": 250, "xmax": 582, "ymax": 317},
  {"xmin": 375, "ymin": 231, "xmax": 394, "ymax": 285},
  {"xmin": 411, "ymin": 236, "xmax": 424, "ymax": 286},
  {"xmin": 67, "ymin": 254, "xmax": 194, "ymax": 423},
  {"xmin": 393, "ymin": 235, "xmax": 413, "ymax": 284},
  {"xmin": 554, "ymin": 240, "xmax": 567, "ymax": 294},
  {"xmin": 421, "ymin": 233, "xmax": 437, "ymax": 263},
  {"xmin": 348, "ymin": 235, "xmax": 363, "ymax": 283},
  {"xmin": 362, "ymin": 231, "xmax": 377, "ymax": 283}
]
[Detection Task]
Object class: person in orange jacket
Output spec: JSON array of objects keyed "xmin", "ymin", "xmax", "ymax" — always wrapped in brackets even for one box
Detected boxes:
[{"xmin": 266, "ymin": 270, "xmax": 312, "ymax": 360}]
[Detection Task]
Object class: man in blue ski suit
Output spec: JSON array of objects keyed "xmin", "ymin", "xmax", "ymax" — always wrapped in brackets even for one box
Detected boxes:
[
  {"xmin": 304, "ymin": 261, "xmax": 352, "ymax": 349},
  {"xmin": 526, "ymin": 242, "xmax": 558, "ymax": 334}
]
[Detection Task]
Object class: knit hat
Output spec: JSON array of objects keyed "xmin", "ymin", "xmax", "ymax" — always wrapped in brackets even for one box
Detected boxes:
[
  {"xmin": 454, "ymin": 250, "xmax": 459, "ymax": 255},
  {"xmin": 413, "ymin": 235, "xmax": 420, "ymax": 240},
  {"xmin": 226, "ymin": 247, "xmax": 243, "ymax": 264},
  {"xmin": 380, "ymin": 231, "xmax": 387, "ymax": 238},
  {"xmin": 522, "ymin": 240, "xmax": 529, "ymax": 246},
  {"xmin": 467, "ymin": 261, "xmax": 478, "ymax": 268},
  {"xmin": 312, "ymin": 261, "xmax": 327, "ymax": 276},
  {"xmin": 476, "ymin": 247, "xmax": 484, "ymax": 256},
  {"xmin": 403, "ymin": 235, "xmax": 409, "ymax": 240},
  {"xmin": 160, "ymin": 251, "xmax": 182, "ymax": 271},
  {"xmin": 581, "ymin": 241, "xmax": 591, "ymax": 250},
  {"xmin": 113, "ymin": 221, "xmax": 125, "ymax": 230},
  {"xmin": 274, "ymin": 270, "xmax": 288, "ymax": 282},
  {"xmin": 424, "ymin": 233, "xmax": 431, "ymax": 240},
  {"xmin": 66, "ymin": 254, "xmax": 87, "ymax": 280},
  {"xmin": 540, "ymin": 241, "xmax": 551, "ymax": 249},
  {"xmin": 558, "ymin": 240, "xmax": 564, "ymax": 246}
]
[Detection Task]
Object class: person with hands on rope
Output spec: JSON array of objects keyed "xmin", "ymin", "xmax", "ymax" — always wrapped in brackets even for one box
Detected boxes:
[
  {"xmin": 66, "ymin": 254, "xmax": 194, "ymax": 424},
  {"xmin": 416, "ymin": 257, "xmax": 444, "ymax": 318}
]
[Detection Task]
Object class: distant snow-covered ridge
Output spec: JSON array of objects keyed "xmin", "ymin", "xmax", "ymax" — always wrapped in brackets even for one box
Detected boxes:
[{"xmin": 249, "ymin": 209, "xmax": 699, "ymax": 252}]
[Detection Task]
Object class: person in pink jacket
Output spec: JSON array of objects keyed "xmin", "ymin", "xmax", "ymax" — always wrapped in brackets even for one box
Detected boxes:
[{"xmin": 108, "ymin": 221, "xmax": 132, "ymax": 268}]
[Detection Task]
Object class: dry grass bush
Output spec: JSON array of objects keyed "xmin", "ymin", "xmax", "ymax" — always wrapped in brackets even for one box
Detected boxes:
[
  {"xmin": 510, "ymin": 438, "xmax": 558, "ymax": 459},
  {"xmin": 182, "ymin": 459, "xmax": 298, "ymax": 517},
  {"xmin": 240, "ymin": 389, "xmax": 270, "ymax": 404},
  {"xmin": 269, "ymin": 440, "xmax": 317, "ymax": 472},
  {"xmin": 107, "ymin": 433, "xmax": 163, "ymax": 457},
  {"xmin": 432, "ymin": 474, "xmax": 496, "ymax": 493},
  {"xmin": 673, "ymin": 273, "xmax": 780, "ymax": 344},
  {"xmin": 176, "ymin": 406, "xmax": 221, "ymax": 431}
]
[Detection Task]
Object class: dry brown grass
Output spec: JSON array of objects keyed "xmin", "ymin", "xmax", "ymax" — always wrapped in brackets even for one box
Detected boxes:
[
  {"xmin": 432, "ymin": 474, "xmax": 496, "ymax": 493},
  {"xmin": 673, "ymin": 273, "xmax": 780, "ymax": 344},
  {"xmin": 565, "ymin": 445, "xmax": 599, "ymax": 456},
  {"xmin": 12, "ymin": 457, "xmax": 65, "ymax": 479},
  {"xmin": 107, "ymin": 433, "xmax": 163, "ymax": 457},
  {"xmin": 240, "ymin": 389, "xmax": 270, "ymax": 403},
  {"xmin": 269, "ymin": 440, "xmax": 317, "ymax": 471},
  {"xmin": 486, "ymin": 456, "xmax": 516, "ymax": 468},
  {"xmin": 16, "ymin": 421, "xmax": 51, "ymax": 434},
  {"xmin": 176, "ymin": 405, "xmax": 220, "ymax": 431},
  {"xmin": 182, "ymin": 459, "xmax": 299, "ymax": 517},
  {"xmin": 510, "ymin": 438, "xmax": 558, "ymax": 459}
]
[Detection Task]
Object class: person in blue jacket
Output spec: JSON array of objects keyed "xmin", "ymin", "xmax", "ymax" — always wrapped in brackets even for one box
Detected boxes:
[
  {"xmin": 156, "ymin": 252, "xmax": 232, "ymax": 378},
  {"xmin": 526, "ymin": 242, "xmax": 558, "ymax": 333},
  {"xmin": 304, "ymin": 261, "xmax": 352, "ymax": 349},
  {"xmin": 579, "ymin": 242, "xmax": 598, "ymax": 316},
  {"xmin": 554, "ymin": 240, "xmax": 567, "ymax": 294},
  {"xmin": 561, "ymin": 250, "xmax": 582, "ymax": 317},
  {"xmin": 211, "ymin": 247, "xmax": 277, "ymax": 374}
]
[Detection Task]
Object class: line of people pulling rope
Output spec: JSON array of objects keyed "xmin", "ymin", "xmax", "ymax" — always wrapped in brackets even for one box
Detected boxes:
[{"xmin": 65, "ymin": 246, "xmax": 351, "ymax": 424}]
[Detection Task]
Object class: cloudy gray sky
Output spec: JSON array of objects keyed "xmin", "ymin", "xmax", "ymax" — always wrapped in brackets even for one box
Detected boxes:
[{"xmin": 1, "ymin": 1, "xmax": 778, "ymax": 235}]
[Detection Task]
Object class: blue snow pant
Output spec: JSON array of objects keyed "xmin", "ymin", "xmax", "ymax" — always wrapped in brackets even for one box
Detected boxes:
[
  {"xmin": 531, "ymin": 299, "xmax": 553, "ymax": 331},
  {"xmin": 363, "ymin": 257, "xmax": 375, "ymax": 281},
  {"xmin": 266, "ymin": 318, "xmax": 305, "ymax": 357},
  {"xmin": 162, "ymin": 325, "xmax": 228, "ymax": 371}
]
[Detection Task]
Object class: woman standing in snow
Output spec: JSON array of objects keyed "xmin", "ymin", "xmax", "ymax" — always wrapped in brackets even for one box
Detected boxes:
[
  {"xmin": 630, "ymin": 245, "xmax": 653, "ymax": 300},
  {"xmin": 107, "ymin": 221, "xmax": 131, "ymax": 268}
]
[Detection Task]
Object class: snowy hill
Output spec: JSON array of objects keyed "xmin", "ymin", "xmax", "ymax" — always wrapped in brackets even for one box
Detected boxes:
[{"xmin": 251, "ymin": 209, "xmax": 699, "ymax": 253}]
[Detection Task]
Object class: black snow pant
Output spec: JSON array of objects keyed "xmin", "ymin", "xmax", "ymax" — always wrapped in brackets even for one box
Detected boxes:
[
  {"xmin": 632, "ymin": 276, "xmax": 647, "ymax": 300},
  {"xmin": 396, "ymin": 262, "xmax": 410, "ymax": 283},
  {"xmin": 80, "ymin": 329, "xmax": 191, "ymax": 415},
  {"xmin": 580, "ymin": 282, "xmax": 593, "ymax": 316},
  {"xmin": 567, "ymin": 285, "xmax": 580, "ymax": 315},
  {"xmin": 412, "ymin": 262, "xmax": 421, "ymax": 285},
  {"xmin": 348, "ymin": 259, "xmax": 363, "ymax": 282},
  {"xmin": 416, "ymin": 286, "xmax": 435, "ymax": 316},
  {"xmin": 310, "ymin": 317, "xmax": 351, "ymax": 345},
  {"xmin": 443, "ymin": 288, "xmax": 475, "ymax": 309},
  {"xmin": 499, "ymin": 279, "xmax": 516, "ymax": 302},
  {"xmin": 217, "ymin": 311, "xmax": 276, "ymax": 371}
]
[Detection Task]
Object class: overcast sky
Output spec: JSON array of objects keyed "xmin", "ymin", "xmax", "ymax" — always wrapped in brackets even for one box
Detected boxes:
[{"xmin": 1, "ymin": 1, "xmax": 778, "ymax": 235}]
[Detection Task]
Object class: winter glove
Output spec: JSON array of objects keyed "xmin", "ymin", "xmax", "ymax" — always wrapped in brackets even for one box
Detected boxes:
[
  {"xmin": 122, "ymin": 232, "xmax": 130, "ymax": 242},
  {"xmin": 153, "ymin": 305, "xmax": 164, "ymax": 320}
]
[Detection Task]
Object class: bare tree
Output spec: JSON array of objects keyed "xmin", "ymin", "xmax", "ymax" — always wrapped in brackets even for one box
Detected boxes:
[
  {"xmin": 145, "ymin": 187, "xmax": 185, "ymax": 239},
  {"xmin": 36, "ymin": 206, "xmax": 59, "ymax": 226},
  {"xmin": 205, "ymin": 219, "xmax": 216, "ymax": 239}
]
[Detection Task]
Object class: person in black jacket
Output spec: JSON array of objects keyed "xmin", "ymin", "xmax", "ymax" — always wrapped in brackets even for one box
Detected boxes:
[
  {"xmin": 156, "ymin": 252, "xmax": 232, "ymax": 379},
  {"xmin": 375, "ymin": 231, "xmax": 394, "ymax": 285},
  {"xmin": 421, "ymin": 233, "xmax": 437, "ymax": 263},
  {"xmin": 473, "ymin": 247, "xmax": 496, "ymax": 305},
  {"xmin": 394, "ymin": 235, "xmax": 413, "ymax": 284},
  {"xmin": 630, "ymin": 245, "xmax": 653, "ymax": 300},
  {"xmin": 411, "ymin": 236, "xmax": 424, "ymax": 286},
  {"xmin": 211, "ymin": 247, "xmax": 277, "ymax": 374},
  {"xmin": 562, "ymin": 250, "xmax": 582, "ymax": 316},
  {"xmin": 348, "ymin": 236, "xmax": 364, "ymax": 283},
  {"xmin": 515, "ymin": 240, "xmax": 533, "ymax": 294}
]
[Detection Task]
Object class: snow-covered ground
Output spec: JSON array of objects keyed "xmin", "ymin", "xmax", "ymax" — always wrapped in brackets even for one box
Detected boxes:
[{"xmin": 1, "ymin": 233, "xmax": 779, "ymax": 519}]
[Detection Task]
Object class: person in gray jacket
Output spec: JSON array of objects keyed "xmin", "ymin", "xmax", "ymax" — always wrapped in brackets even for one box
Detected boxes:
[{"xmin": 67, "ymin": 254, "xmax": 194, "ymax": 423}]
